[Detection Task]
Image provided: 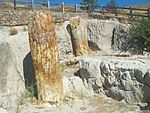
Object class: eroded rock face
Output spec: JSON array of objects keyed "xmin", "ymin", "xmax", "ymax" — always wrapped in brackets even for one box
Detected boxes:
[
  {"xmin": 55, "ymin": 21, "xmax": 74, "ymax": 61},
  {"xmin": 80, "ymin": 56, "xmax": 150, "ymax": 103},
  {"xmin": 0, "ymin": 26, "xmax": 29, "ymax": 113},
  {"xmin": 87, "ymin": 19, "xmax": 129, "ymax": 53},
  {"xmin": 28, "ymin": 12, "xmax": 63, "ymax": 103},
  {"xmin": 62, "ymin": 76, "xmax": 91, "ymax": 98},
  {"xmin": 0, "ymin": 108, "xmax": 9, "ymax": 113}
]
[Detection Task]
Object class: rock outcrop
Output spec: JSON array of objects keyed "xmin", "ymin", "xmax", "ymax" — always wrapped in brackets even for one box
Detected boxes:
[
  {"xmin": 87, "ymin": 19, "xmax": 129, "ymax": 52},
  {"xmin": 0, "ymin": 13, "xmax": 149, "ymax": 113},
  {"xmin": 62, "ymin": 76, "xmax": 91, "ymax": 98},
  {"xmin": 80, "ymin": 56, "xmax": 150, "ymax": 103},
  {"xmin": 0, "ymin": 26, "xmax": 30, "ymax": 113}
]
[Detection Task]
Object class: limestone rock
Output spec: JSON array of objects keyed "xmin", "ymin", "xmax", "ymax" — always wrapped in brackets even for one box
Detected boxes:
[
  {"xmin": 62, "ymin": 76, "xmax": 91, "ymax": 98},
  {"xmin": 56, "ymin": 21, "xmax": 74, "ymax": 61},
  {"xmin": 0, "ymin": 26, "xmax": 30, "ymax": 113},
  {"xmin": 87, "ymin": 19, "xmax": 129, "ymax": 52},
  {"xmin": 0, "ymin": 108, "xmax": 10, "ymax": 113},
  {"xmin": 80, "ymin": 56, "xmax": 150, "ymax": 103}
]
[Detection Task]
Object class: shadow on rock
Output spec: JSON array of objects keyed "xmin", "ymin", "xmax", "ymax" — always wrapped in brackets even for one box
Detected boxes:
[
  {"xmin": 88, "ymin": 40, "xmax": 101, "ymax": 51},
  {"xmin": 23, "ymin": 52, "xmax": 38, "ymax": 98}
]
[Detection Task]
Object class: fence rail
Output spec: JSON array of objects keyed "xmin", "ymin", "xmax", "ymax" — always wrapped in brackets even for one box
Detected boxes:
[{"xmin": 0, "ymin": 0, "xmax": 150, "ymax": 19}]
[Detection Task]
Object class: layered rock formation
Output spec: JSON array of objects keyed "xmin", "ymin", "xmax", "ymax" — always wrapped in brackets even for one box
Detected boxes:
[{"xmin": 80, "ymin": 56, "xmax": 150, "ymax": 103}]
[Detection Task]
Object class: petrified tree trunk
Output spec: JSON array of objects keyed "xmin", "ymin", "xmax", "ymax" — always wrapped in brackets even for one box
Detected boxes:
[
  {"xmin": 68, "ymin": 17, "xmax": 90, "ymax": 56},
  {"xmin": 28, "ymin": 12, "xmax": 63, "ymax": 103}
]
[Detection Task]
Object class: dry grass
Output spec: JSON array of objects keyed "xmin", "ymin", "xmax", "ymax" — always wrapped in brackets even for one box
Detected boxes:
[
  {"xmin": 9, "ymin": 28, "xmax": 18, "ymax": 36},
  {"xmin": 132, "ymin": 4, "xmax": 150, "ymax": 9},
  {"xmin": 56, "ymin": 5, "xmax": 75, "ymax": 12}
]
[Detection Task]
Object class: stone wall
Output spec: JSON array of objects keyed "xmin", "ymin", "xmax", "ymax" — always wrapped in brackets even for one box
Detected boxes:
[
  {"xmin": 0, "ymin": 10, "xmax": 89, "ymax": 26},
  {"xmin": 0, "ymin": 10, "xmax": 129, "ymax": 26},
  {"xmin": 0, "ymin": 11, "xmax": 35, "ymax": 26}
]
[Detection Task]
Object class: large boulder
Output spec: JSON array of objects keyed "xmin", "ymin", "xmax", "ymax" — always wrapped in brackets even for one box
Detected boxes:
[
  {"xmin": 0, "ymin": 26, "xmax": 32, "ymax": 113},
  {"xmin": 80, "ymin": 56, "xmax": 150, "ymax": 103},
  {"xmin": 87, "ymin": 19, "xmax": 129, "ymax": 52}
]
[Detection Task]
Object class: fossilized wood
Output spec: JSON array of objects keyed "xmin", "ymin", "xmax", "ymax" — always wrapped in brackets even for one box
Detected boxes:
[
  {"xmin": 69, "ymin": 17, "xmax": 90, "ymax": 56},
  {"xmin": 28, "ymin": 12, "xmax": 63, "ymax": 103}
]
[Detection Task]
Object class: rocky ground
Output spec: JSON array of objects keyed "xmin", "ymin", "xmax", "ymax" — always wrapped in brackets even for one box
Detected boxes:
[
  {"xmin": 0, "ymin": 19, "xmax": 150, "ymax": 113},
  {"xmin": 18, "ymin": 95, "xmax": 140, "ymax": 113}
]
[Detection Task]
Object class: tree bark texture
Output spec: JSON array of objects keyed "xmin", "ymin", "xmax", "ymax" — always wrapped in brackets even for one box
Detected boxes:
[
  {"xmin": 28, "ymin": 12, "xmax": 63, "ymax": 103},
  {"xmin": 69, "ymin": 17, "xmax": 90, "ymax": 56}
]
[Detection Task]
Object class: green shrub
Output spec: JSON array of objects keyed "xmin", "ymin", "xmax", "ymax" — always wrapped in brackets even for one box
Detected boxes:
[{"xmin": 129, "ymin": 19, "xmax": 150, "ymax": 51}]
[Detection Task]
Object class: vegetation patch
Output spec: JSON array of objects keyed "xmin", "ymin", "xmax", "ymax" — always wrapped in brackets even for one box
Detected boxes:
[
  {"xmin": 9, "ymin": 27, "xmax": 18, "ymax": 36},
  {"xmin": 129, "ymin": 19, "xmax": 150, "ymax": 52}
]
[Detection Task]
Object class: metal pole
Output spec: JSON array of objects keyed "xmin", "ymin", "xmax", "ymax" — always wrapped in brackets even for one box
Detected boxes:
[
  {"xmin": 148, "ymin": 8, "xmax": 150, "ymax": 20},
  {"xmin": 48, "ymin": 0, "xmax": 50, "ymax": 11},
  {"xmin": 62, "ymin": 2, "xmax": 64, "ymax": 13},
  {"xmin": 130, "ymin": 6, "xmax": 132, "ymax": 18},
  {"xmin": 89, "ymin": 3, "xmax": 92, "ymax": 13},
  {"xmin": 31, "ymin": 0, "xmax": 34, "ymax": 11},
  {"xmin": 75, "ymin": 4, "xmax": 77, "ymax": 13},
  {"xmin": 102, "ymin": 5, "xmax": 104, "ymax": 15},
  {"xmin": 14, "ymin": 0, "xmax": 16, "ymax": 10},
  {"xmin": 115, "ymin": 6, "xmax": 117, "ymax": 16}
]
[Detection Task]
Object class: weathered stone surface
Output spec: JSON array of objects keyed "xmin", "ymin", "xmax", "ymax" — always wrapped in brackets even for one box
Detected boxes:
[
  {"xmin": 68, "ymin": 17, "xmax": 90, "ymax": 56},
  {"xmin": 55, "ymin": 21, "xmax": 74, "ymax": 61},
  {"xmin": 80, "ymin": 56, "xmax": 150, "ymax": 103},
  {"xmin": 0, "ymin": 26, "xmax": 30, "ymax": 113},
  {"xmin": 62, "ymin": 76, "xmax": 91, "ymax": 98},
  {"xmin": 87, "ymin": 19, "xmax": 129, "ymax": 52},
  {"xmin": 0, "ymin": 108, "xmax": 10, "ymax": 113},
  {"xmin": 143, "ymin": 70, "xmax": 150, "ymax": 87},
  {"xmin": 28, "ymin": 12, "xmax": 63, "ymax": 103}
]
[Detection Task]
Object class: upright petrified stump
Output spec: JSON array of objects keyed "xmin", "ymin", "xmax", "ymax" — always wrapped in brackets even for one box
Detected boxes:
[
  {"xmin": 28, "ymin": 12, "xmax": 63, "ymax": 103},
  {"xmin": 68, "ymin": 17, "xmax": 90, "ymax": 56}
]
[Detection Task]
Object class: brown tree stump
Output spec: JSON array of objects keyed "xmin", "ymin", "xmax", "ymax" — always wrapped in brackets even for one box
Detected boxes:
[
  {"xmin": 28, "ymin": 12, "xmax": 63, "ymax": 103},
  {"xmin": 68, "ymin": 17, "xmax": 90, "ymax": 56}
]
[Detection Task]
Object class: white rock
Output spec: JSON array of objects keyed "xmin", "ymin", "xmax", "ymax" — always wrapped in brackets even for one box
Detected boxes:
[
  {"xmin": 55, "ymin": 21, "xmax": 74, "ymax": 61},
  {"xmin": 0, "ymin": 26, "xmax": 30, "ymax": 113},
  {"xmin": 62, "ymin": 76, "xmax": 92, "ymax": 98},
  {"xmin": 87, "ymin": 19, "xmax": 129, "ymax": 53},
  {"xmin": 80, "ymin": 56, "xmax": 149, "ymax": 103},
  {"xmin": 0, "ymin": 108, "xmax": 10, "ymax": 113}
]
